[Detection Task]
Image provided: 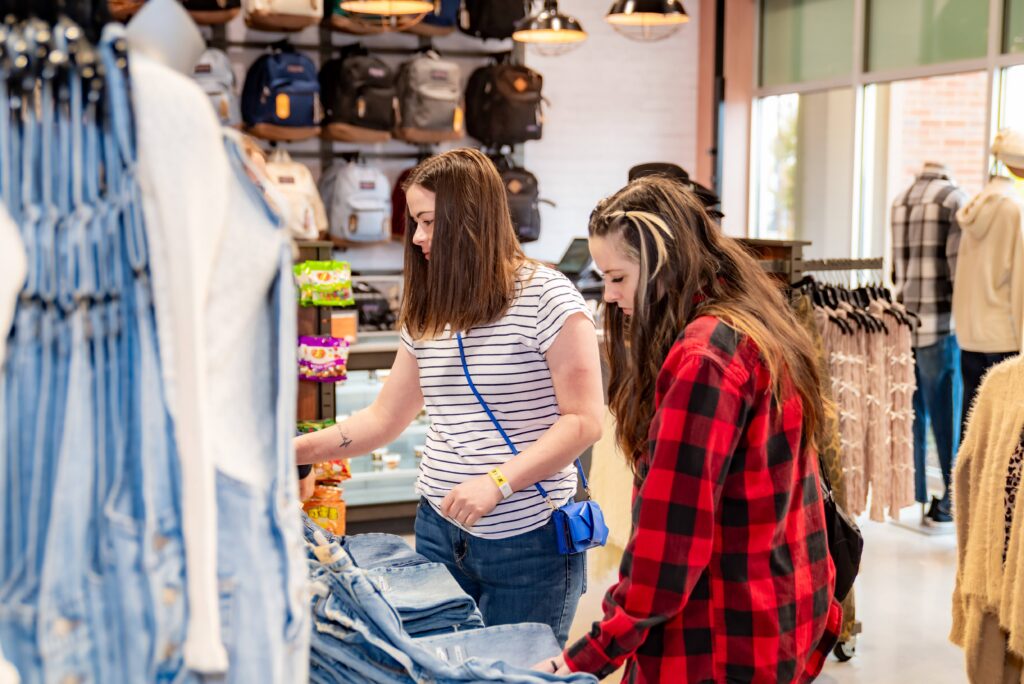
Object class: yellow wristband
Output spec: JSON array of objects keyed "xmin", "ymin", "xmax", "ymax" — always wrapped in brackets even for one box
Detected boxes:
[{"xmin": 488, "ymin": 468, "xmax": 513, "ymax": 499}]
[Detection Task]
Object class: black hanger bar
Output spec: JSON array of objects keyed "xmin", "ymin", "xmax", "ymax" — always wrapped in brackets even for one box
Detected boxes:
[
  {"xmin": 801, "ymin": 257, "xmax": 884, "ymax": 272},
  {"xmin": 207, "ymin": 38, "xmax": 507, "ymax": 60},
  {"xmin": 285, "ymin": 149, "xmax": 430, "ymax": 161}
]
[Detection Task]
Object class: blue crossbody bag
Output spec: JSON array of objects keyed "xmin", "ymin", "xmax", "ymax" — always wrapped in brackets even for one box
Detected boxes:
[{"xmin": 456, "ymin": 333, "xmax": 609, "ymax": 555}]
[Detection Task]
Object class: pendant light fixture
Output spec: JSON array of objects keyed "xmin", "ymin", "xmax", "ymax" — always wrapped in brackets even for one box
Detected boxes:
[
  {"xmin": 513, "ymin": 0, "xmax": 587, "ymax": 56},
  {"xmin": 335, "ymin": 0, "xmax": 433, "ymax": 32},
  {"xmin": 337, "ymin": 0, "xmax": 434, "ymax": 14},
  {"xmin": 606, "ymin": 0, "xmax": 688, "ymax": 42}
]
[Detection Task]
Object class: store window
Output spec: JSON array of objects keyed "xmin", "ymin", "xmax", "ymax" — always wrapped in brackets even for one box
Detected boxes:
[
  {"xmin": 1007, "ymin": 0, "xmax": 1024, "ymax": 53},
  {"xmin": 998, "ymin": 63, "xmax": 1024, "ymax": 129},
  {"xmin": 759, "ymin": 0, "xmax": 854, "ymax": 87},
  {"xmin": 860, "ymin": 71, "xmax": 989, "ymax": 260},
  {"xmin": 995, "ymin": 64, "xmax": 1024, "ymax": 193},
  {"xmin": 752, "ymin": 88, "xmax": 856, "ymax": 257},
  {"xmin": 867, "ymin": 0, "xmax": 989, "ymax": 72}
]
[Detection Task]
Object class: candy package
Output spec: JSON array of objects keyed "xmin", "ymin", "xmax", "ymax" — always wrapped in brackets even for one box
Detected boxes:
[
  {"xmin": 304, "ymin": 485, "xmax": 346, "ymax": 536},
  {"xmin": 293, "ymin": 260, "xmax": 354, "ymax": 307},
  {"xmin": 297, "ymin": 418, "xmax": 336, "ymax": 434},
  {"xmin": 298, "ymin": 336, "xmax": 349, "ymax": 383},
  {"xmin": 315, "ymin": 459, "xmax": 352, "ymax": 484}
]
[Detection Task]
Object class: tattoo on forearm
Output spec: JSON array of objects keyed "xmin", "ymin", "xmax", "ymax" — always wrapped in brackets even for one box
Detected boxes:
[{"xmin": 335, "ymin": 423, "xmax": 353, "ymax": 449}]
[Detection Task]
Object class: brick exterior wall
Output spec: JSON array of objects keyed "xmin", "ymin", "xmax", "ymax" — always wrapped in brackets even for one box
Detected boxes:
[{"xmin": 888, "ymin": 71, "xmax": 989, "ymax": 197}]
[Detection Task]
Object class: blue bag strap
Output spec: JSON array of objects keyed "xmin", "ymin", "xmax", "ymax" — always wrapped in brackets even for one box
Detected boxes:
[{"xmin": 455, "ymin": 332, "xmax": 591, "ymax": 504}]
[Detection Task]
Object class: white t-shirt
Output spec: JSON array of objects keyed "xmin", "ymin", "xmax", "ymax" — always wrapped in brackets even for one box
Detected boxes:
[{"xmin": 402, "ymin": 265, "xmax": 593, "ymax": 539}]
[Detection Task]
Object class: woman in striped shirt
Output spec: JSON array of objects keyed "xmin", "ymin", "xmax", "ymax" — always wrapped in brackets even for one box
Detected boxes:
[{"xmin": 295, "ymin": 148, "xmax": 605, "ymax": 644}]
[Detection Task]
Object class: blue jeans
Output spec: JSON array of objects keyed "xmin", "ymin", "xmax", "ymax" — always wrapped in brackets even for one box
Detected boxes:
[
  {"xmin": 366, "ymin": 563, "xmax": 484, "ymax": 637},
  {"xmin": 414, "ymin": 622, "xmax": 562, "ymax": 669},
  {"xmin": 307, "ymin": 536, "xmax": 598, "ymax": 684},
  {"xmin": 303, "ymin": 512, "xmax": 431, "ymax": 569},
  {"xmin": 414, "ymin": 498, "xmax": 585, "ymax": 647},
  {"xmin": 961, "ymin": 350, "xmax": 1018, "ymax": 436},
  {"xmin": 912, "ymin": 335, "xmax": 963, "ymax": 503}
]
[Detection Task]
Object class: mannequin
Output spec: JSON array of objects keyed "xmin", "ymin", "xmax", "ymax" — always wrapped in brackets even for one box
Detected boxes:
[
  {"xmin": 126, "ymin": 0, "xmax": 204, "ymax": 76},
  {"xmin": 891, "ymin": 159, "xmax": 966, "ymax": 524},
  {"xmin": 954, "ymin": 128, "xmax": 1024, "ymax": 447}
]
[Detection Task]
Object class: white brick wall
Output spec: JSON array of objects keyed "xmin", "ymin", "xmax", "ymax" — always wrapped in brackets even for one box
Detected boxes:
[{"xmin": 523, "ymin": 0, "xmax": 701, "ymax": 262}]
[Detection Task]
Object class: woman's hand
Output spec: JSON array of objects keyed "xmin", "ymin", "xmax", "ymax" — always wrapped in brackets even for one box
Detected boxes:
[
  {"xmin": 440, "ymin": 474, "xmax": 503, "ymax": 528},
  {"xmin": 531, "ymin": 654, "xmax": 570, "ymax": 675},
  {"xmin": 299, "ymin": 469, "xmax": 316, "ymax": 502}
]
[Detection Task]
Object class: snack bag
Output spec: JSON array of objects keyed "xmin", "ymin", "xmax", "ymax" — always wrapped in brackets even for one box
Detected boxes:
[
  {"xmin": 314, "ymin": 459, "xmax": 352, "ymax": 483},
  {"xmin": 298, "ymin": 336, "xmax": 349, "ymax": 382},
  {"xmin": 304, "ymin": 485, "xmax": 346, "ymax": 536},
  {"xmin": 293, "ymin": 260, "xmax": 354, "ymax": 307},
  {"xmin": 297, "ymin": 418, "xmax": 337, "ymax": 434}
]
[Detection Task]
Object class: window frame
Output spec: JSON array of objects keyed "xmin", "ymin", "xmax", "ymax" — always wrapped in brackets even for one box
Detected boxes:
[{"xmin": 749, "ymin": 0, "xmax": 1015, "ymax": 256}]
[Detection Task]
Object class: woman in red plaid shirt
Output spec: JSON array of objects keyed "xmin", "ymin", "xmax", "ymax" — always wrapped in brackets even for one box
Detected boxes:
[{"xmin": 536, "ymin": 176, "xmax": 842, "ymax": 682}]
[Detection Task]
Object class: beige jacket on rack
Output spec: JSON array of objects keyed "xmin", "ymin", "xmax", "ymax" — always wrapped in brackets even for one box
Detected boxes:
[{"xmin": 951, "ymin": 355, "xmax": 1024, "ymax": 683}]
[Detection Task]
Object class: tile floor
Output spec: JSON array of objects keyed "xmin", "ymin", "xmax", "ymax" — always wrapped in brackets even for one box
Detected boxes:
[{"xmin": 567, "ymin": 504, "xmax": 969, "ymax": 684}]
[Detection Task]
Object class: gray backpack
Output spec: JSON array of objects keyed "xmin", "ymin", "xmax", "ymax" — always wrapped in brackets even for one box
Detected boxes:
[
  {"xmin": 319, "ymin": 162, "xmax": 392, "ymax": 244},
  {"xmin": 395, "ymin": 52, "xmax": 463, "ymax": 144},
  {"xmin": 193, "ymin": 48, "xmax": 241, "ymax": 127}
]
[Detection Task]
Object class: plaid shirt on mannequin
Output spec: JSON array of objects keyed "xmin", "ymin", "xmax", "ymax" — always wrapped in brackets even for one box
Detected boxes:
[
  {"xmin": 564, "ymin": 317, "xmax": 841, "ymax": 683},
  {"xmin": 891, "ymin": 166, "xmax": 966, "ymax": 348}
]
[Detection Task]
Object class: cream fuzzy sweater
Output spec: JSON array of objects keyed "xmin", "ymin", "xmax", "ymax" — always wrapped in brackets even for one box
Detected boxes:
[{"xmin": 951, "ymin": 355, "xmax": 1024, "ymax": 683}]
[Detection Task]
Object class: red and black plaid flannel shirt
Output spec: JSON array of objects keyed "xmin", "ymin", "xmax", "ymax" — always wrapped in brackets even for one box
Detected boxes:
[{"xmin": 565, "ymin": 316, "xmax": 841, "ymax": 683}]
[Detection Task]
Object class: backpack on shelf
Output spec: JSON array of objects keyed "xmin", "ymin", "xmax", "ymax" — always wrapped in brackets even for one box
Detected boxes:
[
  {"xmin": 395, "ymin": 52, "xmax": 463, "ymax": 144},
  {"xmin": 460, "ymin": 0, "xmax": 527, "ymax": 40},
  {"xmin": 320, "ymin": 47, "xmax": 397, "ymax": 143},
  {"xmin": 404, "ymin": 0, "xmax": 460, "ymax": 37},
  {"xmin": 193, "ymin": 48, "xmax": 241, "ymax": 127},
  {"xmin": 493, "ymin": 160, "xmax": 543, "ymax": 243},
  {"xmin": 242, "ymin": 43, "xmax": 321, "ymax": 142},
  {"xmin": 319, "ymin": 162, "xmax": 393, "ymax": 245},
  {"xmin": 243, "ymin": 0, "xmax": 323, "ymax": 32},
  {"xmin": 181, "ymin": 0, "xmax": 241, "ymax": 24},
  {"xmin": 265, "ymin": 149, "xmax": 329, "ymax": 241},
  {"xmin": 465, "ymin": 62, "xmax": 543, "ymax": 147}
]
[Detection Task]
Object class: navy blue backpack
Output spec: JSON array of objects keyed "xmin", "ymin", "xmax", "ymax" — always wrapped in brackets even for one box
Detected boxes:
[
  {"xmin": 405, "ymin": 0, "xmax": 460, "ymax": 37},
  {"xmin": 242, "ymin": 43, "xmax": 321, "ymax": 140}
]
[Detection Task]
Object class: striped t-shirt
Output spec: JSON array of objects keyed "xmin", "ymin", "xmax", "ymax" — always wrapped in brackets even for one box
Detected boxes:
[{"xmin": 401, "ymin": 265, "xmax": 593, "ymax": 539}]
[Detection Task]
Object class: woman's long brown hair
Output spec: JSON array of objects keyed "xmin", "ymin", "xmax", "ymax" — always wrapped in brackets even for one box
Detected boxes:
[
  {"xmin": 400, "ymin": 149, "xmax": 527, "ymax": 339},
  {"xmin": 590, "ymin": 176, "xmax": 824, "ymax": 473}
]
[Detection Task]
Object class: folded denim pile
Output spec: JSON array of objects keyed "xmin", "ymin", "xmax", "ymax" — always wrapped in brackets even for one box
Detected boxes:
[
  {"xmin": 303, "ymin": 519, "xmax": 597, "ymax": 683},
  {"xmin": 302, "ymin": 513, "xmax": 483, "ymax": 636}
]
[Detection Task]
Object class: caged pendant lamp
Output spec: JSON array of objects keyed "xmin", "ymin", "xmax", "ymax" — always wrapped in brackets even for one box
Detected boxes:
[
  {"xmin": 605, "ymin": 0, "xmax": 688, "ymax": 41},
  {"xmin": 512, "ymin": 0, "xmax": 587, "ymax": 57}
]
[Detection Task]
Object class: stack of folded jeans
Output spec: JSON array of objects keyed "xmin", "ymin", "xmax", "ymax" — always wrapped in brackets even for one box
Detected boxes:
[
  {"xmin": 367, "ymin": 563, "xmax": 484, "ymax": 637},
  {"xmin": 306, "ymin": 532, "xmax": 597, "ymax": 684},
  {"xmin": 302, "ymin": 514, "xmax": 484, "ymax": 636}
]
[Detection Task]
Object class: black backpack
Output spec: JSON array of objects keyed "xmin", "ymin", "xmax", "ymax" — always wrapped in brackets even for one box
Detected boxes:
[
  {"xmin": 500, "ymin": 166, "xmax": 542, "ymax": 244},
  {"xmin": 460, "ymin": 0, "xmax": 528, "ymax": 40},
  {"xmin": 466, "ymin": 63, "xmax": 543, "ymax": 147},
  {"xmin": 320, "ymin": 47, "xmax": 397, "ymax": 143}
]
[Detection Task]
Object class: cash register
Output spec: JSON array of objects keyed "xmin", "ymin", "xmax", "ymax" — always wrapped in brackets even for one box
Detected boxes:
[{"xmin": 555, "ymin": 238, "xmax": 603, "ymax": 300}]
